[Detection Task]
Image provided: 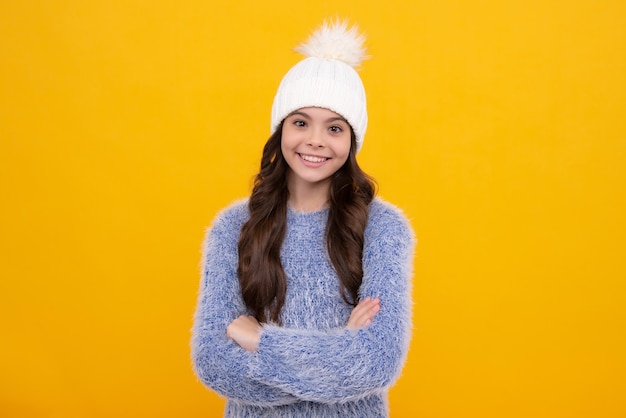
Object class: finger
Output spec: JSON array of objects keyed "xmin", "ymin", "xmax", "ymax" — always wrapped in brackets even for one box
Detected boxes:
[
  {"xmin": 356, "ymin": 297, "xmax": 379, "ymax": 315},
  {"xmin": 356, "ymin": 299, "xmax": 381, "ymax": 324},
  {"xmin": 348, "ymin": 299, "xmax": 381, "ymax": 328}
]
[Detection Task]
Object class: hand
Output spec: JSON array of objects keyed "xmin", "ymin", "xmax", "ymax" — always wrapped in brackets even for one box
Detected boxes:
[
  {"xmin": 346, "ymin": 297, "xmax": 380, "ymax": 330},
  {"xmin": 226, "ymin": 315, "xmax": 262, "ymax": 352}
]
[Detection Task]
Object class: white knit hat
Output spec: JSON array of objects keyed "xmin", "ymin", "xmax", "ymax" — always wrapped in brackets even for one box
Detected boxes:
[{"xmin": 271, "ymin": 20, "xmax": 368, "ymax": 153}]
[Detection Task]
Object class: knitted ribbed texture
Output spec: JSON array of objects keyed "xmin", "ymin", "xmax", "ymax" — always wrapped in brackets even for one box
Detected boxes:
[
  {"xmin": 191, "ymin": 198, "xmax": 415, "ymax": 417},
  {"xmin": 270, "ymin": 20, "xmax": 369, "ymax": 152},
  {"xmin": 271, "ymin": 56, "xmax": 368, "ymax": 152}
]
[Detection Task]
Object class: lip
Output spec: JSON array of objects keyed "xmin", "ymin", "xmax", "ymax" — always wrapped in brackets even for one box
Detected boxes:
[{"xmin": 297, "ymin": 153, "xmax": 330, "ymax": 167}]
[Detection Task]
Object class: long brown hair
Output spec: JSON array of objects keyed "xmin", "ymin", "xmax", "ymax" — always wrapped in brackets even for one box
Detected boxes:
[{"xmin": 237, "ymin": 123, "xmax": 376, "ymax": 323}]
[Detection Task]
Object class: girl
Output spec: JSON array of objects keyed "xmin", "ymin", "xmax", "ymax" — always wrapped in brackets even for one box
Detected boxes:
[{"xmin": 191, "ymin": 20, "xmax": 415, "ymax": 418}]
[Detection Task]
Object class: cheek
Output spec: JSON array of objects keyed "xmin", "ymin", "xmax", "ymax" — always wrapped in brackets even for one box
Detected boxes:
[
  {"xmin": 280, "ymin": 131, "xmax": 290, "ymax": 154},
  {"xmin": 280, "ymin": 127, "xmax": 298, "ymax": 152},
  {"xmin": 337, "ymin": 137, "xmax": 352, "ymax": 160}
]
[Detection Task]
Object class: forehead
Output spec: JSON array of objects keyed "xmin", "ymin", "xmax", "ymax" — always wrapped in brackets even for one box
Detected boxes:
[{"xmin": 290, "ymin": 107, "xmax": 348, "ymax": 122}]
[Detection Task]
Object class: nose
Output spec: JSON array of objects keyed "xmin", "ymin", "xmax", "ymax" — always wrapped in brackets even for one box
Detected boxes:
[{"xmin": 306, "ymin": 128, "xmax": 325, "ymax": 148}]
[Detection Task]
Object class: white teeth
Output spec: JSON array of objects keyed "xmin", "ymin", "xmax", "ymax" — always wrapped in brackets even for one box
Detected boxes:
[{"xmin": 300, "ymin": 154, "xmax": 328, "ymax": 163}]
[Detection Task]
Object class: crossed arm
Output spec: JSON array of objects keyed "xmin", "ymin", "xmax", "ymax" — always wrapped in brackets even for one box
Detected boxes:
[
  {"xmin": 192, "ymin": 200, "xmax": 414, "ymax": 405},
  {"xmin": 226, "ymin": 296, "xmax": 381, "ymax": 352}
]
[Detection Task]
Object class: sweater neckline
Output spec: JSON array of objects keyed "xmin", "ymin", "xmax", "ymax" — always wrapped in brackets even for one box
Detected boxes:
[{"xmin": 286, "ymin": 204, "xmax": 330, "ymax": 219}]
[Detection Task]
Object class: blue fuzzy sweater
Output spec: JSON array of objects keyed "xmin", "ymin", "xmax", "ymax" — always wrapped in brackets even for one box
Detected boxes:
[{"xmin": 191, "ymin": 198, "xmax": 415, "ymax": 417}]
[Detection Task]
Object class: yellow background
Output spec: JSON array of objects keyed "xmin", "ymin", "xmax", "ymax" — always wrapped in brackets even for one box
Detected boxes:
[{"xmin": 1, "ymin": 1, "xmax": 625, "ymax": 417}]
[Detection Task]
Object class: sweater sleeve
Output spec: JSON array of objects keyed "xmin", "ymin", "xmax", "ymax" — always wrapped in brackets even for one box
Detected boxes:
[
  {"xmin": 247, "ymin": 201, "xmax": 416, "ymax": 403},
  {"xmin": 191, "ymin": 203, "xmax": 298, "ymax": 406}
]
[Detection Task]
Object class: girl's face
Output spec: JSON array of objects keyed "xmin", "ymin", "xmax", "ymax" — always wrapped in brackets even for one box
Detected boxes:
[{"xmin": 281, "ymin": 107, "xmax": 352, "ymax": 191}]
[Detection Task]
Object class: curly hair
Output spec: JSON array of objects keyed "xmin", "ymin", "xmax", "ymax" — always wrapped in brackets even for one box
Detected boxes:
[{"xmin": 237, "ymin": 123, "xmax": 376, "ymax": 323}]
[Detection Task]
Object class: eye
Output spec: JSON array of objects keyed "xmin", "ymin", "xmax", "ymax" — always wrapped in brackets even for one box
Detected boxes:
[
  {"xmin": 293, "ymin": 119, "xmax": 307, "ymax": 127},
  {"xmin": 329, "ymin": 125, "xmax": 344, "ymax": 134}
]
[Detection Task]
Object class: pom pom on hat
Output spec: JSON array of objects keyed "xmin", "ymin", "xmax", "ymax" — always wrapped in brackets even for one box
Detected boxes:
[
  {"xmin": 295, "ymin": 19, "xmax": 368, "ymax": 68},
  {"xmin": 271, "ymin": 19, "xmax": 369, "ymax": 152}
]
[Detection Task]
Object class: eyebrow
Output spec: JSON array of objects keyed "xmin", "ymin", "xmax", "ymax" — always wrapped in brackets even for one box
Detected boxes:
[{"xmin": 289, "ymin": 111, "xmax": 348, "ymax": 124}]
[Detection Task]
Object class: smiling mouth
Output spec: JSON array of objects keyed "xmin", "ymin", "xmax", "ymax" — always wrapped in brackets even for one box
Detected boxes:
[{"xmin": 298, "ymin": 153, "xmax": 329, "ymax": 163}]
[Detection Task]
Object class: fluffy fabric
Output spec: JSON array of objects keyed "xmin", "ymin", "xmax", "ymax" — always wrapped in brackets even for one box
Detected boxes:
[
  {"xmin": 191, "ymin": 198, "xmax": 416, "ymax": 417},
  {"xmin": 295, "ymin": 19, "xmax": 368, "ymax": 68}
]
